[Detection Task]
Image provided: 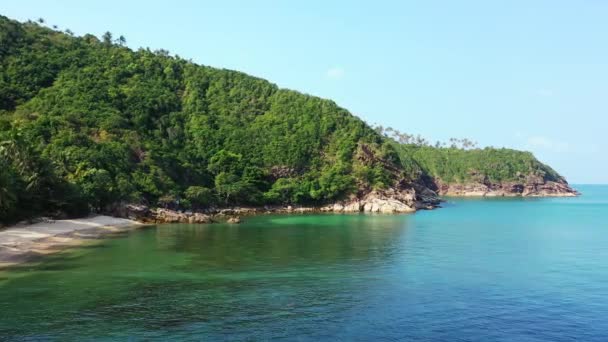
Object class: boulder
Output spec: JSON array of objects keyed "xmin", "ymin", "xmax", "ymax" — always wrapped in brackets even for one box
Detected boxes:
[
  {"xmin": 154, "ymin": 208, "xmax": 188, "ymax": 223},
  {"xmin": 227, "ymin": 217, "xmax": 241, "ymax": 224},
  {"xmin": 343, "ymin": 201, "xmax": 362, "ymax": 212},
  {"xmin": 127, "ymin": 204, "xmax": 151, "ymax": 216},
  {"xmin": 190, "ymin": 213, "xmax": 213, "ymax": 224}
]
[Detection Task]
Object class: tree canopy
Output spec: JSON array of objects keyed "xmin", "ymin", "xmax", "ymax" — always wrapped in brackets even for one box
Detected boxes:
[
  {"xmin": 0, "ymin": 15, "xmax": 568, "ymax": 223},
  {"xmin": 0, "ymin": 15, "xmax": 401, "ymax": 222}
]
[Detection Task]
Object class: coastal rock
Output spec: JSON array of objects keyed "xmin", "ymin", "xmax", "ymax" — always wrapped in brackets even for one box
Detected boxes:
[
  {"xmin": 362, "ymin": 196, "xmax": 415, "ymax": 213},
  {"xmin": 328, "ymin": 189, "xmax": 421, "ymax": 214},
  {"xmin": 227, "ymin": 217, "xmax": 241, "ymax": 224},
  {"xmin": 189, "ymin": 213, "xmax": 213, "ymax": 224},
  {"xmin": 105, "ymin": 203, "xmax": 152, "ymax": 222},
  {"xmin": 343, "ymin": 201, "xmax": 363, "ymax": 212},
  {"xmin": 152, "ymin": 208, "xmax": 213, "ymax": 224},
  {"xmin": 154, "ymin": 208, "xmax": 187, "ymax": 223},
  {"xmin": 109, "ymin": 183, "xmax": 441, "ymax": 226},
  {"xmin": 433, "ymin": 175, "xmax": 578, "ymax": 197}
]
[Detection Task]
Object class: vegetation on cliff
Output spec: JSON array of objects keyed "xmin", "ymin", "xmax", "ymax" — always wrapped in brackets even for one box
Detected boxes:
[
  {"xmin": 372, "ymin": 127, "xmax": 565, "ymax": 185},
  {"xmin": 0, "ymin": 16, "xmax": 401, "ymax": 222},
  {"xmin": 394, "ymin": 144, "xmax": 564, "ymax": 185},
  {"xmin": 0, "ymin": 16, "xmax": 572, "ymax": 222}
]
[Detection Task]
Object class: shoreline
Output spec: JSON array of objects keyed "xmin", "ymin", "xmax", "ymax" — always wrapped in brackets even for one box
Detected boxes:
[
  {"xmin": 0, "ymin": 188, "xmax": 578, "ymax": 268},
  {"xmin": 0, "ymin": 216, "xmax": 143, "ymax": 269},
  {"xmin": 438, "ymin": 191, "xmax": 579, "ymax": 198},
  {"xmin": 432, "ymin": 180, "xmax": 580, "ymax": 198}
]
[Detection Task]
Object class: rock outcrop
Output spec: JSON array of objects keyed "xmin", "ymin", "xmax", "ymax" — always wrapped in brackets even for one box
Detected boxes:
[
  {"xmin": 432, "ymin": 174, "xmax": 578, "ymax": 197},
  {"xmin": 227, "ymin": 217, "xmax": 241, "ymax": 224},
  {"xmin": 111, "ymin": 205, "xmax": 214, "ymax": 224},
  {"xmin": 323, "ymin": 189, "xmax": 419, "ymax": 213},
  {"xmin": 109, "ymin": 183, "xmax": 442, "ymax": 225},
  {"xmin": 107, "ymin": 203, "xmax": 152, "ymax": 222},
  {"xmin": 154, "ymin": 209, "xmax": 214, "ymax": 224}
]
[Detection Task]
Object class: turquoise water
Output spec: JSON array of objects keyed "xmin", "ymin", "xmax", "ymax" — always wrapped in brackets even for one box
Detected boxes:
[{"xmin": 1, "ymin": 185, "xmax": 607, "ymax": 341}]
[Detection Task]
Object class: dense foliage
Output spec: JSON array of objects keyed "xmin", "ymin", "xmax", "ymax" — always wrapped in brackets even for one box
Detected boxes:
[
  {"xmin": 0, "ymin": 15, "xmax": 567, "ymax": 223},
  {"xmin": 392, "ymin": 143, "xmax": 563, "ymax": 184},
  {"xmin": 0, "ymin": 16, "xmax": 399, "ymax": 222}
]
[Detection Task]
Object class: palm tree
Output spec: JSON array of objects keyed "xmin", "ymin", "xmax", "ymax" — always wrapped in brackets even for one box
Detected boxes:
[
  {"xmin": 0, "ymin": 168, "xmax": 16, "ymax": 214},
  {"xmin": 102, "ymin": 31, "xmax": 113, "ymax": 45},
  {"xmin": 0, "ymin": 139, "xmax": 41, "ymax": 194},
  {"xmin": 0, "ymin": 145, "xmax": 16, "ymax": 217}
]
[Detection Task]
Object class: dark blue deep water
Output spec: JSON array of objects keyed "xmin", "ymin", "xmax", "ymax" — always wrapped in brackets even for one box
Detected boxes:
[{"xmin": 1, "ymin": 185, "xmax": 607, "ymax": 341}]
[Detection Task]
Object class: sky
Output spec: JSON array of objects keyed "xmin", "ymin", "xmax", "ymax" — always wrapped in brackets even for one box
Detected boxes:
[{"xmin": 2, "ymin": 0, "xmax": 607, "ymax": 183}]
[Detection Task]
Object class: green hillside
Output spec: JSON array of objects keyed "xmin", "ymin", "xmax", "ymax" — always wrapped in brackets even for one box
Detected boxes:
[
  {"xmin": 393, "ymin": 144, "xmax": 564, "ymax": 185},
  {"xmin": 0, "ymin": 15, "xmax": 404, "ymax": 221},
  {"xmin": 0, "ymin": 15, "xmax": 571, "ymax": 222}
]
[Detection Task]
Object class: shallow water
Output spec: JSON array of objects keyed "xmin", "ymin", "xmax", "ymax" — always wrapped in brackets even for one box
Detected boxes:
[{"xmin": 1, "ymin": 185, "xmax": 607, "ymax": 341}]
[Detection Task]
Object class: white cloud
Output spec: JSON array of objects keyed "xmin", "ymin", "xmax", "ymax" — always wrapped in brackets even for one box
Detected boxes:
[
  {"xmin": 526, "ymin": 136, "xmax": 569, "ymax": 152},
  {"xmin": 326, "ymin": 67, "xmax": 345, "ymax": 80}
]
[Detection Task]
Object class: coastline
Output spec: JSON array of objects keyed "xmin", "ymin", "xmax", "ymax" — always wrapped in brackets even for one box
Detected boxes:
[
  {"xmin": 432, "ymin": 180, "xmax": 579, "ymax": 198},
  {"xmin": 438, "ymin": 191, "xmax": 579, "ymax": 198},
  {"xmin": 0, "ymin": 216, "xmax": 143, "ymax": 269},
  {"xmin": 0, "ymin": 184, "xmax": 578, "ymax": 268}
]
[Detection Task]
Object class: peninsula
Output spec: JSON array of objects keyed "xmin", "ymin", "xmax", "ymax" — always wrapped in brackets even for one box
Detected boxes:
[{"xmin": 0, "ymin": 15, "xmax": 577, "ymax": 227}]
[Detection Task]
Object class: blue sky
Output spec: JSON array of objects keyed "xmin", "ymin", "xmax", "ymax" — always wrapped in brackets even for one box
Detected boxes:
[{"xmin": 2, "ymin": 0, "xmax": 607, "ymax": 183}]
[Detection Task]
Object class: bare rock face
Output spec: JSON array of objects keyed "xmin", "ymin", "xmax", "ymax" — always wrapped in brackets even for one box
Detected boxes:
[
  {"xmin": 188, "ymin": 213, "xmax": 213, "ymax": 224},
  {"xmin": 520, "ymin": 175, "xmax": 579, "ymax": 197},
  {"xmin": 434, "ymin": 174, "xmax": 579, "ymax": 197},
  {"xmin": 151, "ymin": 208, "xmax": 213, "ymax": 224},
  {"xmin": 109, "ymin": 181, "xmax": 443, "ymax": 225},
  {"xmin": 362, "ymin": 190, "xmax": 417, "ymax": 213},
  {"xmin": 154, "ymin": 208, "xmax": 187, "ymax": 223},
  {"xmin": 106, "ymin": 203, "xmax": 152, "ymax": 222},
  {"xmin": 110, "ymin": 203, "xmax": 152, "ymax": 222},
  {"xmin": 326, "ymin": 189, "xmax": 420, "ymax": 213}
]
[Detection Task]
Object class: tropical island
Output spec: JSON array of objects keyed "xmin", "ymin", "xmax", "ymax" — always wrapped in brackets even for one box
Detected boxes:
[
  {"xmin": 3, "ymin": 3, "xmax": 607, "ymax": 340},
  {"xmin": 0, "ymin": 15, "xmax": 577, "ymax": 228}
]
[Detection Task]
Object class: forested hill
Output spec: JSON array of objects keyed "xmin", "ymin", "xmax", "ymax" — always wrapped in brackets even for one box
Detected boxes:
[
  {"xmin": 378, "ymin": 129, "xmax": 576, "ymax": 197},
  {"xmin": 0, "ymin": 16, "xmax": 575, "ymax": 222},
  {"xmin": 0, "ymin": 15, "xmax": 412, "ymax": 221}
]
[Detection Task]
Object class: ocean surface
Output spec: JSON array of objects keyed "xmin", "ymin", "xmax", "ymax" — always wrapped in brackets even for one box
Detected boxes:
[{"xmin": 1, "ymin": 184, "xmax": 607, "ymax": 341}]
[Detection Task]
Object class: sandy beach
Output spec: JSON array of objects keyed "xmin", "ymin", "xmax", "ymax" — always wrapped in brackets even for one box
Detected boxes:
[{"xmin": 0, "ymin": 215, "xmax": 142, "ymax": 268}]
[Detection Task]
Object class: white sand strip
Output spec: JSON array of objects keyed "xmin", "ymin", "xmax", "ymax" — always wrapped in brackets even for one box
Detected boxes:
[{"xmin": 0, "ymin": 215, "xmax": 142, "ymax": 268}]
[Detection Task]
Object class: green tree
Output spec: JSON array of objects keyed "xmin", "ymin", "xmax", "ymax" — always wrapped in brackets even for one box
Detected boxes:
[
  {"xmin": 102, "ymin": 31, "xmax": 112, "ymax": 45},
  {"xmin": 207, "ymin": 150, "xmax": 242, "ymax": 175},
  {"xmin": 0, "ymin": 14, "xmax": 571, "ymax": 222},
  {"xmin": 184, "ymin": 186, "xmax": 213, "ymax": 209},
  {"xmin": 71, "ymin": 166, "xmax": 115, "ymax": 212},
  {"xmin": 214, "ymin": 172, "xmax": 241, "ymax": 204},
  {"xmin": 0, "ymin": 168, "xmax": 17, "ymax": 218}
]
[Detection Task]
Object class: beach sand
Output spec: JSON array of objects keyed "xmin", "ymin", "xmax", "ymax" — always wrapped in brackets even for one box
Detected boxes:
[{"xmin": 0, "ymin": 215, "xmax": 142, "ymax": 268}]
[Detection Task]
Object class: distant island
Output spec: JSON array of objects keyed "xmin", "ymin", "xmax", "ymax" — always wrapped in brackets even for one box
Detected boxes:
[{"xmin": 0, "ymin": 15, "xmax": 577, "ymax": 225}]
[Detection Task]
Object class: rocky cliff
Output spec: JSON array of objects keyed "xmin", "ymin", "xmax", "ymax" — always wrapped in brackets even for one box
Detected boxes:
[
  {"xmin": 114, "ymin": 185, "xmax": 441, "ymax": 224},
  {"xmin": 430, "ymin": 174, "xmax": 578, "ymax": 197}
]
